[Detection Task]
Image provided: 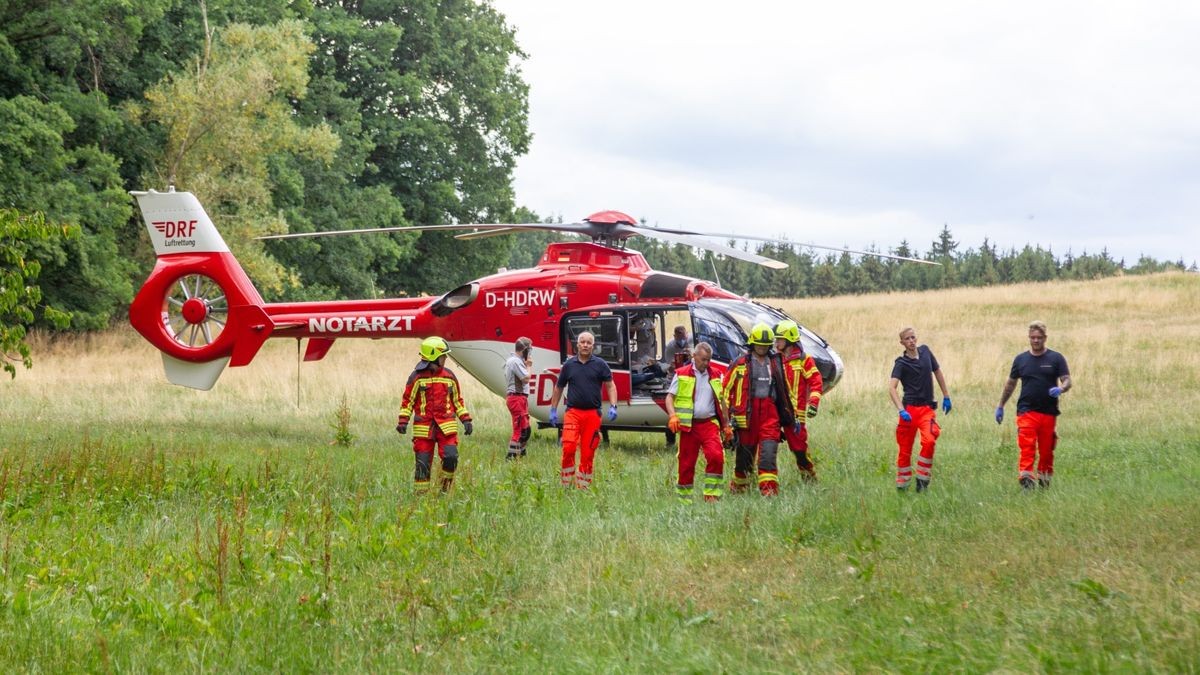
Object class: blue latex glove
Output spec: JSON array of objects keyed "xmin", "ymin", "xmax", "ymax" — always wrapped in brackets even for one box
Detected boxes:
[
  {"xmin": 462, "ymin": 420, "xmax": 473, "ymax": 436},
  {"xmin": 549, "ymin": 407, "xmax": 559, "ymax": 426},
  {"xmin": 606, "ymin": 404, "xmax": 618, "ymax": 422},
  {"xmin": 792, "ymin": 421, "xmax": 802, "ymax": 434},
  {"xmin": 994, "ymin": 406, "xmax": 1004, "ymax": 424},
  {"xmin": 942, "ymin": 396, "xmax": 952, "ymax": 414},
  {"xmin": 1049, "ymin": 386, "xmax": 1062, "ymax": 398},
  {"xmin": 898, "ymin": 409, "xmax": 912, "ymax": 422}
]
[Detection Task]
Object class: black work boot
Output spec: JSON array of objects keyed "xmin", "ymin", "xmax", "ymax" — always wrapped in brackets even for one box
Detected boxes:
[
  {"xmin": 794, "ymin": 452, "xmax": 818, "ymax": 483},
  {"xmin": 1020, "ymin": 476, "xmax": 1036, "ymax": 490},
  {"xmin": 915, "ymin": 477, "xmax": 930, "ymax": 493}
]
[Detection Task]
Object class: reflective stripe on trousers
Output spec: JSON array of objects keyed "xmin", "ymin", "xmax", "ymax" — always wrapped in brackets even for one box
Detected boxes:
[{"xmin": 896, "ymin": 404, "xmax": 939, "ymax": 483}]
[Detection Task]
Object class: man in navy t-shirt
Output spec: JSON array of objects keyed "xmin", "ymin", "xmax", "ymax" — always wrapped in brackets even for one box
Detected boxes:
[
  {"xmin": 995, "ymin": 321, "xmax": 1073, "ymax": 489},
  {"xmin": 888, "ymin": 327, "xmax": 952, "ymax": 492},
  {"xmin": 549, "ymin": 331, "xmax": 618, "ymax": 489}
]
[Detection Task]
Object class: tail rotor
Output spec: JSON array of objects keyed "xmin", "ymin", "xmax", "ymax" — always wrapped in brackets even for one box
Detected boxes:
[{"xmin": 164, "ymin": 273, "xmax": 229, "ymax": 348}]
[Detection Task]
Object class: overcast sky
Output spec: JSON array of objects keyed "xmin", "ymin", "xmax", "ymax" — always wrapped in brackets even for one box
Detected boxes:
[{"xmin": 490, "ymin": 0, "xmax": 1199, "ymax": 266}]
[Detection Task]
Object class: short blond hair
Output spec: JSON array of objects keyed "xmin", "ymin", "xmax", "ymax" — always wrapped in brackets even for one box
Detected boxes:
[
  {"xmin": 1028, "ymin": 321, "xmax": 1047, "ymax": 335},
  {"xmin": 899, "ymin": 326, "xmax": 915, "ymax": 339}
]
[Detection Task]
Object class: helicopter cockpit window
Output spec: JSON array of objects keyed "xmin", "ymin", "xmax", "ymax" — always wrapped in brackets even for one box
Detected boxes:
[
  {"xmin": 691, "ymin": 304, "xmax": 746, "ymax": 365},
  {"xmin": 563, "ymin": 314, "xmax": 625, "ymax": 367},
  {"xmin": 628, "ymin": 312, "xmax": 660, "ymax": 368},
  {"xmin": 691, "ymin": 300, "xmax": 791, "ymax": 364},
  {"xmin": 661, "ymin": 310, "xmax": 694, "ymax": 372}
]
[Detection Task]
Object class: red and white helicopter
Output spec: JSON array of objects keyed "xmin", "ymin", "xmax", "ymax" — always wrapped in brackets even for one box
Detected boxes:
[{"xmin": 129, "ymin": 188, "xmax": 930, "ymax": 432}]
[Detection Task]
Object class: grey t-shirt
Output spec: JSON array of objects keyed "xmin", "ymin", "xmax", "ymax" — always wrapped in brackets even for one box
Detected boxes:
[
  {"xmin": 750, "ymin": 354, "xmax": 773, "ymax": 399},
  {"xmin": 505, "ymin": 353, "xmax": 530, "ymax": 395}
]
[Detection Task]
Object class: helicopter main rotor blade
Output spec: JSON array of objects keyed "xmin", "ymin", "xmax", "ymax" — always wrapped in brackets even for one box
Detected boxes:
[
  {"xmin": 454, "ymin": 227, "xmax": 546, "ymax": 240},
  {"xmin": 456, "ymin": 227, "xmax": 521, "ymax": 240},
  {"xmin": 785, "ymin": 240, "xmax": 938, "ymax": 265},
  {"xmin": 631, "ymin": 226, "xmax": 788, "ymax": 270},
  {"xmin": 636, "ymin": 226, "xmax": 939, "ymax": 266},
  {"xmin": 256, "ymin": 223, "xmax": 514, "ymax": 240},
  {"xmin": 457, "ymin": 223, "xmax": 608, "ymax": 238},
  {"xmin": 255, "ymin": 216, "xmax": 934, "ymax": 266},
  {"xmin": 256, "ymin": 221, "xmax": 604, "ymax": 241}
]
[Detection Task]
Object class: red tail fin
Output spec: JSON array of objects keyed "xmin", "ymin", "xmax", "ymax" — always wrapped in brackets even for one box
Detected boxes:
[{"xmin": 129, "ymin": 189, "xmax": 274, "ymax": 389}]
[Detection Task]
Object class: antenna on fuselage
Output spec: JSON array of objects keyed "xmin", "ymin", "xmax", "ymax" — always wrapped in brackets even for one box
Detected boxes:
[{"xmin": 295, "ymin": 338, "xmax": 302, "ymax": 408}]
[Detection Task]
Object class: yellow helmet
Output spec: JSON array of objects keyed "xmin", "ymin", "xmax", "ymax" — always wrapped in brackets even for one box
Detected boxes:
[
  {"xmin": 774, "ymin": 320, "xmax": 800, "ymax": 344},
  {"xmin": 419, "ymin": 336, "xmax": 451, "ymax": 362},
  {"xmin": 747, "ymin": 322, "xmax": 775, "ymax": 346}
]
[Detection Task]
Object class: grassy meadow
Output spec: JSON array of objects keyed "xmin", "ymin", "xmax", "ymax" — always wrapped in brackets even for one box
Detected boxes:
[{"xmin": 1, "ymin": 271, "xmax": 1198, "ymax": 671}]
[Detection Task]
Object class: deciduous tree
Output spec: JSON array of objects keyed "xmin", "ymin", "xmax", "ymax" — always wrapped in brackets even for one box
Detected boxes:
[
  {"xmin": 137, "ymin": 18, "xmax": 339, "ymax": 294},
  {"xmin": 0, "ymin": 209, "xmax": 76, "ymax": 377}
]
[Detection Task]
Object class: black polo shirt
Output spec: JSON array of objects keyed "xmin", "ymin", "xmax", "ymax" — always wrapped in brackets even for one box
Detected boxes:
[
  {"xmin": 890, "ymin": 345, "xmax": 940, "ymax": 408},
  {"xmin": 557, "ymin": 355, "xmax": 613, "ymax": 410},
  {"xmin": 1011, "ymin": 349, "xmax": 1070, "ymax": 415}
]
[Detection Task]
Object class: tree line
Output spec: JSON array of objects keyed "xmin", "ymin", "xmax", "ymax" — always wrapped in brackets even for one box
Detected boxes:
[{"xmin": 626, "ymin": 224, "xmax": 1195, "ymax": 298}]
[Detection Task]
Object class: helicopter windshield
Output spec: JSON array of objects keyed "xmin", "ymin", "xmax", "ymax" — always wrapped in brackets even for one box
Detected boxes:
[
  {"xmin": 690, "ymin": 299, "xmax": 836, "ymax": 381},
  {"xmin": 691, "ymin": 300, "xmax": 787, "ymax": 364}
]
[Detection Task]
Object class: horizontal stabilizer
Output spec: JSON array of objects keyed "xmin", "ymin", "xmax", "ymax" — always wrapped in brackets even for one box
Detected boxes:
[
  {"xmin": 229, "ymin": 304, "xmax": 276, "ymax": 367},
  {"xmin": 162, "ymin": 353, "xmax": 230, "ymax": 390}
]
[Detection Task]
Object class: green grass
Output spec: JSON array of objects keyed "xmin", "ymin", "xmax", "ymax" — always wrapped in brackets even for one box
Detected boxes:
[{"xmin": 1, "ymin": 273, "xmax": 1198, "ymax": 671}]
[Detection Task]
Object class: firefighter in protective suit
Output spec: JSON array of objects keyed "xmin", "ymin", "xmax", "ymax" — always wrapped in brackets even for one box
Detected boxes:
[
  {"xmin": 774, "ymin": 320, "xmax": 824, "ymax": 483},
  {"xmin": 723, "ymin": 323, "xmax": 796, "ymax": 496},
  {"xmin": 396, "ymin": 337, "xmax": 473, "ymax": 493}
]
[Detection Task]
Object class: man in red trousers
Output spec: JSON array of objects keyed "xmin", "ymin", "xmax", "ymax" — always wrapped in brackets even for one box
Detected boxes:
[
  {"xmin": 666, "ymin": 342, "xmax": 733, "ymax": 503},
  {"xmin": 888, "ymin": 327, "xmax": 952, "ymax": 492},
  {"xmin": 995, "ymin": 321, "xmax": 1072, "ymax": 489}
]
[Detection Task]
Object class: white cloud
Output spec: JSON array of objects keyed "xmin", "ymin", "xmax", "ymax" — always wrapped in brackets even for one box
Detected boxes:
[{"xmin": 493, "ymin": 0, "xmax": 1200, "ymax": 265}]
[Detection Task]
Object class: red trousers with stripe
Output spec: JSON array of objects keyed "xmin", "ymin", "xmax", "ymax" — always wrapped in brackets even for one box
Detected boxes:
[
  {"xmin": 413, "ymin": 430, "xmax": 459, "ymax": 457},
  {"xmin": 896, "ymin": 405, "xmax": 939, "ymax": 486},
  {"xmin": 1017, "ymin": 411, "xmax": 1057, "ymax": 481},
  {"xmin": 678, "ymin": 419, "xmax": 724, "ymax": 487},
  {"xmin": 562, "ymin": 407, "xmax": 602, "ymax": 487},
  {"xmin": 734, "ymin": 398, "xmax": 782, "ymax": 494}
]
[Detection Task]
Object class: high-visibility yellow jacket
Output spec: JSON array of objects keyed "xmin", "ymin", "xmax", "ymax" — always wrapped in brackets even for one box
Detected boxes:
[
  {"xmin": 398, "ymin": 361, "xmax": 472, "ymax": 438},
  {"xmin": 780, "ymin": 346, "xmax": 823, "ymax": 424},
  {"xmin": 671, "ymin": 362, "xmax": 728, "ymax": 430}
]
